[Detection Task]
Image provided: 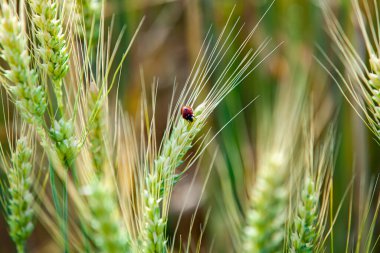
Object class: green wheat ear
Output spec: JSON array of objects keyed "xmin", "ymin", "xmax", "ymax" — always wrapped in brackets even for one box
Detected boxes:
[
  {"xmin": 242, "ymin": 153, "xmax": 289, "ymax": 253},
  {"xmin": 85, "ymin": 181, "xmax": 130, "ymax": 253},
  {"xmin": 0, "ymin": 2, "xmax": 47, "ymax": 126},
  {"xmin": 289, "ymin": 176, "xmax": 319, "ymax": 253},
  {"xmin": 6, "ymin": 138, "xmax": 35, "ymax": 253},
  {"xmin": 49, "ymin": 118, "xmax": 79, "ymax": 167},
  {"xmin": 87, "ymin": 83, "xmax": 106, "ymax": 173},
  {"xmin": 28, "ymin": 0, "xmax": 69, "ymax": 112},
  {"xmin": 142, "ymin": 103, "xmax": 205, "ymax": 253},
  {"xmin": 28, "ymin": 0, "xmax": 69, "ymax": 81}
]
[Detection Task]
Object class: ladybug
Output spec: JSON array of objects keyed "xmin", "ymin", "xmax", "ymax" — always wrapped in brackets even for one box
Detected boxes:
[{"xmin": 181, "ymin": 106, "xmax": 194, "ymax": 122}]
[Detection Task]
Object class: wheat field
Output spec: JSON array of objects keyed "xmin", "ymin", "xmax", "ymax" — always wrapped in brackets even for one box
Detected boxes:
[{"xmin": 0, "ymin": 0, "xmax": 379, "ymax": 252}]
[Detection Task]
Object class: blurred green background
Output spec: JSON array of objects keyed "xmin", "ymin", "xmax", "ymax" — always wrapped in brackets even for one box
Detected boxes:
[{"xmin": 1, "ymin": 0, "xmax": 379, "ymax": 252}]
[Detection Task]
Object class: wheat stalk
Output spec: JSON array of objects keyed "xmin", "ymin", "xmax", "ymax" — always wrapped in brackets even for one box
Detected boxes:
[
  {"xmin": 75, "ymin": 0, "xmax": 101, "ymax": 46},
  {"xmin": 240, "ymin": 71, "xmax": 308, "ymax": 252}
]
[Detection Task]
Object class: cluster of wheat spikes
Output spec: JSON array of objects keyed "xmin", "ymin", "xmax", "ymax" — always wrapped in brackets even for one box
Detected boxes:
[
  {"xmin": 0, "ymin": 0, "xmax": 379, "ymax": 252},
  {"xmin": 209, "ymin": 70, "xmax": 333, "ymax": 253},
  {"xmin": 240, "ymin": 76, "xmax": 312, "ymax": 253},
  {"xmin": 0, "ymin": 0, "xmax": 273, "ymax": 252}
]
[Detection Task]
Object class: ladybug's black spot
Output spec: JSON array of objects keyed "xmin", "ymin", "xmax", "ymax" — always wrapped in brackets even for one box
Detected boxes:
[{"xmin": 184, "ymin": 114, "xmax": 194, "ymax": 122}]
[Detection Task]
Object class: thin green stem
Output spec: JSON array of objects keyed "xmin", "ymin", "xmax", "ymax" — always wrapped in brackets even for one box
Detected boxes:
[
  {"xmin": 16, "ymin": 244, "xmax": 25, "ymax": 253},
  {"xmin": 70, "ymin": 164, "xmax": 91, "ymax": 252},
  {"xmin": 63, "ymin": 170, "xmax": 69, "ymax": 253},
  {"xmin": 330, "ymin": 183, "xmax": 334, "ymax": 253},
  {"xmin": 49, "ymin": 163, "xmax": 61, "ymax": 218},
  {"xmin": 49, "ymin": 163, "xmax": 70, "ymax": 253}
]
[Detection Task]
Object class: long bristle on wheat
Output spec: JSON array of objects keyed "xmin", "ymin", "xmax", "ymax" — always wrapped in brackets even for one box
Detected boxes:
[
  {"xmin": 321, "ymin": 0, "xmax": 380, "ymax": 139},
  {"xmin": 141, "ymin": 9, "xmax": 276, "ymax": 251}
]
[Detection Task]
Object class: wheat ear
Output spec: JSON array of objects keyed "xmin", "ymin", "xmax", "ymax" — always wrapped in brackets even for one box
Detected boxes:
[
  {"xmin": 140, "ymin": 9, "xmax": 274, "ymax": 251},
  {"xmin": 28, "ymin": 0, "xmax": 69, "ymax": 112},
  {"xmin": 289, "ymin": 176, "xmax": 319, "ymax": 252},
  {"xmin": 85, "ymin": 181, "xmax": 130, "ymax": 253},
  {"xmin": 0, "ymin": 2, "xmax": 47, "ymax": 125},
  {"xmin": 6, "ymin": 138, "xmax": 35, "ymax": 253}
]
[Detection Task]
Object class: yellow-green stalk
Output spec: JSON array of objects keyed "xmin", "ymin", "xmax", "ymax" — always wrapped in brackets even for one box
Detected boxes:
[{"xmin": 76, "ymin": 0, "xmax": 101, "ymax": 46}]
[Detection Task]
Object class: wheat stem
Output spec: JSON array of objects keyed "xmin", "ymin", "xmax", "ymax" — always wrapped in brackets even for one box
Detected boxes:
[{"xmin": 76, "ymin": 0, "xmax": 101, "ymax": 47}]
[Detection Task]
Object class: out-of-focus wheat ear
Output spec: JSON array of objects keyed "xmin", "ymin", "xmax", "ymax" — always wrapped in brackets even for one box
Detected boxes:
[
  {"xmin": 114, "ymin": 88, "xmax": 148, "ymax": 251},
  {"xmin": 28, "ymin": 0, "xmax": 69, "ymax": 113},
  {"xmin": 241, "ymin": 153, "xmax": 289, "ymax": 252},
  {"xmin": 84, "ymin": 180, "xmax": 130, "ymax": 253},
  {"xmin": 241, "ymin": 66, "xmax": 309, "ymax": 252},
  {"xmin": 6, "ymin": 137, "xmax": 35, "ymax": 253},
  {"xmin": 0, "ymin": 1, "xmax": 47, "ymax": 126},
  {"xmin": 87, "ymin": 83, "xmax": 106, "ymax": 173}
]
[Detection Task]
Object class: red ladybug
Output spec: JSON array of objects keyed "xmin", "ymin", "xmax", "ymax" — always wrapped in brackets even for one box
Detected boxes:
[{"xmin": 181, "ymin": 106, "xmax": 194, "ymax": 122}]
